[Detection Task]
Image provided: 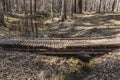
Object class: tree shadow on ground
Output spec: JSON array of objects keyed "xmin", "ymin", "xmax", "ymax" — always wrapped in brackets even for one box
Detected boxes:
[
  {"xmin": 73, "ymin": 14, "xmax": 120, "ymax": 27},
  {"xmin": 53, "ymin": 14, "xmax": 120, "ymax": 38}
]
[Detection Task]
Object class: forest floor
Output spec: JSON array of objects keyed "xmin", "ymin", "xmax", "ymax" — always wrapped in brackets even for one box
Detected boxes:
[
  {"xmin": 0, "ymin": 13, "xmax": 120, "ymax": 80},
  {"xmin": 46, "ymin": 13, "xmax": 120, "ymax": 38}
]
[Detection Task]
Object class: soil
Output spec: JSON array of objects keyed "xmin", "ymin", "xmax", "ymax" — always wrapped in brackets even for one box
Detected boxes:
[{"xmin": 0, "ymin": 48, "xmax": 84, "ymax": 80}]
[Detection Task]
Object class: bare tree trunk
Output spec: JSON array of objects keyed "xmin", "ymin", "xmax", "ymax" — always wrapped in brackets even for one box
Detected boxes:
[
  {"xmin": 34, "ymin": 0, "xmax": 37, "ymax": 14},
  {"xmin": 112, "ymin": 0, "xmax": 115, "ymax": 12},
  {"xmin": 42, "ymin": 0, "xmax": 45, "ymax": 11},
  {"xmin": 23, "ymin": 0, "xmax": 26, "ymax": 14},
  {"xmin": 34, "ymin": 0, "xmax": 38, "ymax": 38},
  {"xmin": 51, "ymin": 0, "xmax": 54, "ymax": 20},
  {"xmin": 61, "ymin": 0, "xmax": 67, "ymax": 22},
  {"xmin": 78, "ymin": 0, "xmax": 83, "ymax": 14},
  {"xmin": 84, "ymin": 0, "xmax": 87, "ymax": 11},
  {"xmin": 0, "ymin": 0, "xmax": 6, "ymax": 27},
  {"xmin": 16, "ymin": 0, "xmax": 18, "ymax": 12},
  {"xmin": 30, "ymin": 0, "xmax": 34, "ymax": 38},
  {"xmin": 70, "ymin": 0, "xmax": 73, "ymax": 18},
  {"xmin": 74, "ymin": 0, "xmax": 77, "ymax": 13},
  {"xmin": 114, "ymin": 0, "xmax": 120, "ymax": 12},
  {"xmin": 97, "ymin": 0, "xmax": 102, "ymax": 13},
  {"xmin": 1, "ymin": 0, "xmax": 6, "ymax": 12}
]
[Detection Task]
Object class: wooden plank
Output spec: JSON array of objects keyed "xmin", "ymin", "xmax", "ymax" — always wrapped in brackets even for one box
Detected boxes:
[
  {"xmin": 34, "ymin": 52, "xmax": 107, "ymax": 55},
  {"xmin": 3, "ymin": 48, "xmax": 113, "ymax": 52}
]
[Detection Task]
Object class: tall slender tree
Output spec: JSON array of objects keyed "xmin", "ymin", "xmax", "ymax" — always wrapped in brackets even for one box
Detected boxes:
[
  {"xmin": 78, "ymin": 0, "xmax": 83, "ymax": 13},
  {"xmin": 51, "ymin": 0, "xmax": 54, "ymax": 20},
  {"xmin": 70, "ymin": 0, "xmax": 74, "ymax": 18},
  {"xmin": 30, "ymin": 0, "xmax": 34, "ymax": 37},
  {"xmin": 74, "ymin": 0, "xmax": 77, "ymax": 13},
  {"xmin": 34, "ymin": 0, "xmax": 38, "ymax": 38},
  {"xmin": 61, "ymin": 0, "xmax": 67, "ymax": 22}
]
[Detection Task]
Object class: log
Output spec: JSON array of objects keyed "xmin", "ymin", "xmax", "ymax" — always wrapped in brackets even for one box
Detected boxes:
[
  {"xmin": 0, "ymin": 37, "xmax": 120, "ymax": 48},
  {"xmin": 0, "ymin": 37, "xmax": 120, "ymax": 55}
]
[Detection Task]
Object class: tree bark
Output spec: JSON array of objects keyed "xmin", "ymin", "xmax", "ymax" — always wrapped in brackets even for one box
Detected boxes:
[
  {"xmin": 61, "ymin": 0, "xmax": 67, "ymax": 22},
  {"xmin": 78, "ymin": 0, "xmax": 83, "ymax": 14},
  {"xmin": 70, "ymin": 0, "xmax": 73, "ymax": 18},
  {"xmin": 74, "ymin": 0, "xmax": 77, "ymax": 13},
  {"xmin": 34, "ymin": 0, "xmax": 38, "ymax": 38},
  {"xmin": 51, "ymin": 0, "xmax": 54, "ymax": 20},
  {"xmin": 30, "ymin": 0, "xmax": 34, "ymax": 38}
]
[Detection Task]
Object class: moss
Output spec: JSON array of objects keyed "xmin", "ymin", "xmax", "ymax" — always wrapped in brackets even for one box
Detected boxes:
[
  {"xmin": 60, "ymin": 57, "xmax": 92, "ymax": 80},
  {"xmin": 4, "ymin": 16, "xmax": 21, "ymax": 22},
  {"xmin": 37, "ymin": 11, "xmax": 51, "ymax": 17},
  {"xmin": 38, "ymin": 56, "xmax": 93, "ymax": 80}
]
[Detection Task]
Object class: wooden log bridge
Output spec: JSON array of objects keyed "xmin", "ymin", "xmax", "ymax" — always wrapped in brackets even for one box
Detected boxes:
[{"xmin": 0, "ymin": 37, "xmax": 120, "ymax": 55}]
